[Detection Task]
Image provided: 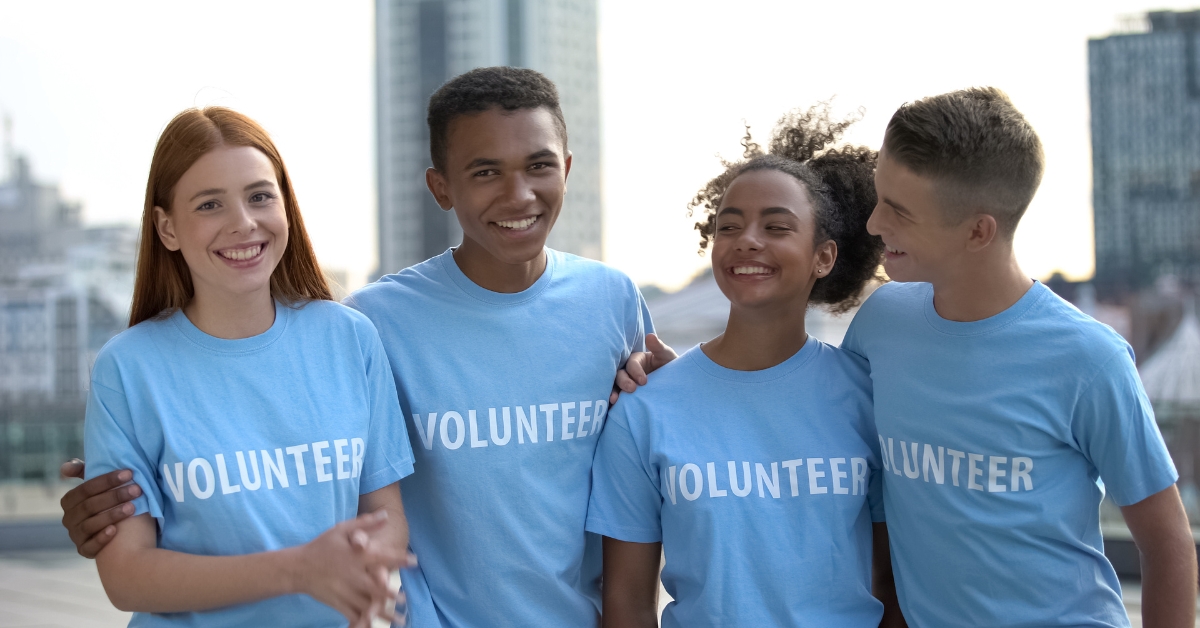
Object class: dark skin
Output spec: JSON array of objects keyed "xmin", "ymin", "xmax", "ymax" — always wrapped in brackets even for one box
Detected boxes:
[
  {"xmin": 603, "ymin": 170, "xmax": 904, "ymax": 627},
  {"xmin": 61, "ymin": 105, "xmax": 574, "ymax": 557}
]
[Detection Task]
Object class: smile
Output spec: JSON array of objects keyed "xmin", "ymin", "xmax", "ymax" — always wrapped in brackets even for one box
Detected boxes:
[
  {"xmin": 495, "ymin": 216, "xmax": 538, "ymax": 231},
  {"xmin": 731, "ymin": 265, "xmax": 775, "ymax": 276},
  {"xmin": 216, "ymin": 243, "xmax": 265, "ymax": 261},
  {"xmin": 885, "ymin": 245, "xmax": 906, "ymax": 256}
]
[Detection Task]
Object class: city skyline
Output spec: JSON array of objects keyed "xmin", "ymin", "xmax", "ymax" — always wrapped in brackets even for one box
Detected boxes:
[{"xmin": 3, "ymin": 0, "xmax": 1200, "ymax": 293}]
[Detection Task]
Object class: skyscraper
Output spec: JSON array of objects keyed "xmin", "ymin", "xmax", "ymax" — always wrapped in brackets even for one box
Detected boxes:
[
  {"xmin": 374, "ymin": 0, "xmax": 601, "ymax": 277},
  {"xmin": 1089, "ymin": 10, "xmax": 1200, "ymax": 294}
]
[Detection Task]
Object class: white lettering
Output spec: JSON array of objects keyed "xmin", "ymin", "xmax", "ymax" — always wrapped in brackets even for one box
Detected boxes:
[
  {"xmin": 900, "ymin": 441, "xmax": 920, "ymax": 479},
  {"xmin": 782, "ymin": 459, "xmax": 803, "ymax": 497},
  {"xmin": 830, "ymin": 458, "xmax": 849, "ymax": 495},
  {"xmin": 808, "ymin": 458, "xmax": 829, "ymax": 494},
  {"xmin": 236, "ymin": 450, "xmax": 262, "ymax": 490},
  {"xmin": 489, "ymin": 408, "xmax": 512, "ymax": 446},
  {"xmin": 188, "ymin": 458, "xmax": 215, "ymax": 499},
  {"xmin": 947, "ymin": 449, "xmax": 966, "ymax": 487},
  {"xmin": 988, "ymin": 456, "xmax": 1008, "ymax": 492},
  {"xmin": 577, "ymin": 401, "xmax": 593, "ymax": 437},
  {"xmin": 755, "ymin": 462, "xmax": 780, "ymax": 498},
  {"xmin": 967, "ymin": 453, "xmax": 985, "ymax": 491},
  {"xmin": 350, "ymin": 439, "xmax": 365, "ymax": 478},
  {"xmin": 729, "ymin": 461, "xmax": 751, "ymax": 497},
  {"xmin": 591, "ymin": 400, "xmax": 609, "ymax": 435},
  {"xmin": 888, "ymin": 438, "xmax": 902, "ymax": 476},
  {"xmin": 851, "ymin": 457, "xmax": 868, "ymax": 496},
  {"xmin": 263, "ymin": 449, "xmax": 288, "ymax": 489},
  {"xmin": 1011, "ymin": 457, "xmax": 1033, "ymax": 491},
  {"xmin": 333, "ymin": 440, "xmax": 351, "ymax": 480},
  {"xmin": 664, "ymin": 465, "xmax": 677, "ymax": 505},
  {"xmin": 286, "ymin": 444, "xmax": 309, "ymax": 486},
  {"xmin": 680, "ymin": 463, "xmax": 703, "ymax": 501},
  {"xmin": 313, "ymin": 441, "xmax": 333, "ymax": 482},
  {"xmin": 878, "ymin": 435, "xmax": 890, "ymax": 472},
  {"xmin": 163, "ymin": 462, "xmax": 185, "ymax": 502},
  {"xmin": 706, "ymin": 462, "xmax": 727, "ymax": 497},
  {"xmin": 561, "ymin": 402, "xmax": 576, "ymax": 440},
  {"xmin": 215, "ymin": 454, "xmax": 241, "ymax": 494},
  {"xmin": 468, "ymin": 411, "xmax": 488, "ymax": 448},
  {"xmin": 413, "ymin": 413, "xmax": 436, "ymax": 450},
  {"xmin": 516, "ymin": 405, "xmax": 538, "ymax": 444},
  {"xmin": 440, "ymin": 412, "xmax": 465, "ymax": 450},
  {"xmin": 922, "ymin": 445, "xmax": 945, "ymax": 484},
  {"xmin": 541, "ymin": 404, "xmax": 558, "ymax": 442}
]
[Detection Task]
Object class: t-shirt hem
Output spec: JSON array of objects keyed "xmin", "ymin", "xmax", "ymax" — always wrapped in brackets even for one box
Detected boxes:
[
  {"xmin": 585, "ymin": 517, "xmax": 662, "ymax": 543},
  {"xmin": 1111, "ymin": 469, "xmax": 1180, "ymax": 507},
  {"xmin": 359, "ymin": 459, "xmax": 415, "ymax": 495}
]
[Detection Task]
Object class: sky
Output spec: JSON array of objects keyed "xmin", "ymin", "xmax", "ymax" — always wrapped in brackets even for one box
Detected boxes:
[{"xmin": 1, "ymin": 0, "xmax": 1197, "ymax": 292}]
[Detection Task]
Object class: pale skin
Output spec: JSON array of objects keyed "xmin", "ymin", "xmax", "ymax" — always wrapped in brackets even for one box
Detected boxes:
[
  {"xmin": 59, "ymin": 107, "xmax": 572, "ymax": 557},
  {"xmin": 70, "ymin": 145, "xmax": 412, "ymax": 627},
  {"xmin": 619, "ymin": 149, "xmax": 1197, "ymax": 627},
  {"xmin": 603, "ymin": 170, "xmax": 905, "ymax": 627}
]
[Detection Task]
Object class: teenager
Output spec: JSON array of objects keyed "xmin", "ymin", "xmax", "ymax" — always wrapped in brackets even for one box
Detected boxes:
[
  {"xmin": 619, "ymin": 88, "xmax": 1197, "ymax": 626},
  {"xmin": 840, "ymin": 88, "xmax": 1194, "ymax": 627},
  {"xmin": 589, "ymin": 107, "xmax": 903, "ymax": 627},
  {"xmin": 80, "ymin": 107, "xmax": 414, "ymax": 627}
]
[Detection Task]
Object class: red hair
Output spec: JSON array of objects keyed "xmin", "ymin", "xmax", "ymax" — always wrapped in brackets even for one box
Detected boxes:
[{"xmin": 129, "ymin": 107, "xmax": 331, "ymax": 327}]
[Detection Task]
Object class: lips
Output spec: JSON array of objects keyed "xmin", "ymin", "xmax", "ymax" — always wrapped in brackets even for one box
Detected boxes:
[
  {"xmin": 730, "ymin": 265, "xmax": 775, "ymax": 275},
  {"xmin": 495, "ymin": 216, "xmax": 539, "ymax": 231},
  {"xmin": 216, "ymin": 243, "xmax": 266, "ymax": 262}
]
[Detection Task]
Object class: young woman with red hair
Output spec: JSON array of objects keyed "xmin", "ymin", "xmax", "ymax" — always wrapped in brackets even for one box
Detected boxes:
[{"xmin": 76, "ymin": 107, "xmax": 414, "ymax": 627}]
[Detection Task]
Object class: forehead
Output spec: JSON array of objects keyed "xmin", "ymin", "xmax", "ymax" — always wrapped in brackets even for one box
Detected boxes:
[
  {"xmin": 443, "ymin": 107, "xmax": 564, "ymax": 165},
  {"xmin": 177, "ymin": 146, "xmax": 276, "ymax": 189},
  {"xmin": 720, "ymin": 169, "xmax": 813, "ymax": 215},
  {"xmin": 875, "ymin": 149, "xmax": 944, "ymax": 212}
]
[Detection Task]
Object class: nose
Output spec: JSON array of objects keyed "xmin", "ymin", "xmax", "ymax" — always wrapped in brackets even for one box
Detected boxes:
[
  {"xmin": 501, "ymin": 173, "xmax": 537, "ymax": 210},
  {"xmin": 865, "ymin": 203, "xmax": 884, "ymax": 236},
  {"xmin": 227, "ymin": 199, "xmax": 257, "ymax": 235},
  {"xmin": 734, "ymin": 224, "xmax": 764, "ymax": 252}
]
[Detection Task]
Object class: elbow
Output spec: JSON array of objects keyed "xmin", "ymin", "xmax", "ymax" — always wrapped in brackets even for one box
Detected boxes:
[{"xmin": 96, "ymin": 557, "xmax": 146, "ymax": 613}]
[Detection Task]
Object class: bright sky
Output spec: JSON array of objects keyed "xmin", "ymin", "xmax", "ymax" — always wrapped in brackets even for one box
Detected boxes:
[{"xmin": 2, "ymin": 0, "xmax": 1196, "ymax": 291}]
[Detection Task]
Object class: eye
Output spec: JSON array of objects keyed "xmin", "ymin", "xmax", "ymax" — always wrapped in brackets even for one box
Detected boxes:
[
  {"xmin": 473, "ymin": 169, "xmax": 500, "ymax": 178},
  {"xmin": 529, "ymin": 162, "xmax": 552, "ymax": 171},
  {"xmin": 250, "ymin": 192, "xmax": 275, "ymax": 203},
  {"xmin": 196, "ymin": 200, "xmax": 218, "ymax": 211}
]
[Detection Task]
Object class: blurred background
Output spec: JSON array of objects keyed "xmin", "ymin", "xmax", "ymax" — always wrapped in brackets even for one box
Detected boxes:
[{"xmin": 2, "ymin": 0, "xmax": 1200, "ymax": 625}]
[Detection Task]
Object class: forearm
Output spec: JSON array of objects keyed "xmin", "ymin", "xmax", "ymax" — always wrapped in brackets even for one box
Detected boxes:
[
  {"xmin": 1139, "ymin": 531, "xmax": 1197, "ymax": 628},
  {"xmin": 871, "ymin": 522, "xmax": 906, "ymax": 628},
  {"xmin": 602, "ymin": 596, "xmax": 658, "ymax": 628},
  {"xmin": 601, "ymin": 537, "xmax": 661, "ymax": 628},
  {"xmin": 97, "ymin": 544, "xmax": 301, "ymax": 613}
]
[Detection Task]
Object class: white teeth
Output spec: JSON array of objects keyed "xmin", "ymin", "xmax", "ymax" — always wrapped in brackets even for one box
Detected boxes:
[
  {"xmin": 887, "ymin": 246, "xmax": 903, "ymax": 254},
  {"xmin": 219, "ymin": 244, "xmax": 262, "ymax": 261},
  {"xmin": 496, "ymin": 216, "xmax": 538, "ymax": 230},
  {"xmin": 732, "ymin": 266, "xmax": 772, "ymax": 275}
]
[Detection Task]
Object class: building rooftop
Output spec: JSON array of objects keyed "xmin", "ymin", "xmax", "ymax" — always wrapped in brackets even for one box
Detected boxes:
[{"xmin": 1138, "ymin": 299, "xmax": 1200, "ymax": 420}]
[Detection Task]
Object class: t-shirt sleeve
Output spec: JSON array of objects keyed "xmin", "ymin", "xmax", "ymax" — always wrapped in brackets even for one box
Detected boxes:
[
  {"xmin": 83, "ymin": 378, "xmax": 162, "ymax": 522},
  {"xmin": 358, "ymin": 324, "xmax": 416, "ymax": 494},
  {"xmin": 839, "ymin": 308, "xmax": 868, "ymax": 360},
  {"xmin": 586, "ymin": 406, "xmax": 662, "ymax": 543},
  {"xmin": 623, "ymin": 285, "xmax": 653, "ymax": 361},
  {"xmin": 1070, "ymin": 347, "xmax": 1178, "ymax": 506}
]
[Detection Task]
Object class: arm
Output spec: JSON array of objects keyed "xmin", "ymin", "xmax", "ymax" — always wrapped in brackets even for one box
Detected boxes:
[
  {"xmin": 1121, "ymin": 484, "xmax": 1196, "ymax": 628},
  {"xmin": 610, "ymin": 334, "xmax": 678, "ymax": 404},
  {"xmin": 601, "ymin": 536, "xmax": 661, "ymax": 628},
  {"xmin": 871, "ymin": 522, "xmax": 906, "ymax": 628},
  {"xmin": 59, "ymin": 460, "xmax": 139, "ymax": 557},
  {"xmin": 95, "ymin": 508, "xmax": 406, "ymax": 624}
]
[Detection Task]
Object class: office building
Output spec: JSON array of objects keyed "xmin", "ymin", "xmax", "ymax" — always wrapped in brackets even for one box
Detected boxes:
[
  {"xmin": 1089, "ymin": 10, "xmax": 1200, "ymax": 293},
  {"xmin": 374, "ymin": 0, "xmax": 602, "ymax": 276}
]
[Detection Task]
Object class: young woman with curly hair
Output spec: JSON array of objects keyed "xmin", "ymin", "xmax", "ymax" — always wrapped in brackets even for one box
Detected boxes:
[{"xmin": 586, "ymin": 105, "xmax": 905, "ymax": 627}]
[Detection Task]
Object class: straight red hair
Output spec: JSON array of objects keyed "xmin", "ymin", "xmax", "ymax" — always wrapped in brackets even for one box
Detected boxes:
[{"xmin": 129, "ymin": 107, "xmax": 331, "ymax": 327}]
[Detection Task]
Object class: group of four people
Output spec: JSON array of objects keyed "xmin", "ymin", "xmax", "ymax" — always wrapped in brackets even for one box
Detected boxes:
[{"xmin": 58, "ymin": 66, "xmax": 1195, "ymax": 627}]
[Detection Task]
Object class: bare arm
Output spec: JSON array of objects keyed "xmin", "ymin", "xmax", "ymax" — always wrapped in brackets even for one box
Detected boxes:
[
  {"xmin": 601, "ymin": 536, "xmax": 661, "ymax": 628},
  {"xmin": 871, "ymin": 522, "xmax": 906, "ymax": 628},
  {"xmin": 1121, "ymin": 484, "xmax": 1197, "ymax": 628},
  {"xmin": 95, "ymin": 486, "xmax": 409, "ymax": 625},
  {"xmin": 59, "ymin": 460, "xmax": 139, "ymax": 557}
]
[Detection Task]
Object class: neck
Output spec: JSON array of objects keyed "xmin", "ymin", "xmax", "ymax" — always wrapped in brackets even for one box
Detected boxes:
[
  {"xmin": 930, "ymin": 244, "xmax": 1033, "ymax": 322},
  {"xmin": 452, "ymin": 236, "xmax": 547, "ymax": 293},
  {"xmin": 703, "ymin": 297, "xmax": 809, "ymax": 371},
  {"xmin": 183, "ymin": 284, "xmax": 277, "ymax": 340}
]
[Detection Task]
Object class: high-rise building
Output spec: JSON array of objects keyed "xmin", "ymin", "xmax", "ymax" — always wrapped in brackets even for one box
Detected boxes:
[
  {"xmin": 374, "ymin": 0, "xmax": 601, "ymax": 277},
  {"xmin": 1089, "ymin": 10, "xmax": 1200, "ymax": 294}
]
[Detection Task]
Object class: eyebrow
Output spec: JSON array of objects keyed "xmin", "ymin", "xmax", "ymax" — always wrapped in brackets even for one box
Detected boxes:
[
  {"xmin": 881, "ymin": 196, "xmax": 911, "ymax": 216},
  {"xmin": 716, "ymin": 206, "xmax": 797, "ymax": 218},
  {"xmin": 463, "ymin": 149, "xmax": 559, "ymax": 171},
  {"xmin": 188, "ymin": 180, "xmax": 276, "ymax": 202}
]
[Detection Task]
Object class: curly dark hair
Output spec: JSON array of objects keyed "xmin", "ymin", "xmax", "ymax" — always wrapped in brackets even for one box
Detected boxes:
[
  {"xmin": 688, "ymin": 104, "xmax": 884, "ymax": 313},
  {"xmin": 427, "ymin": 66, "xmax": 567, "ymax": 172}
]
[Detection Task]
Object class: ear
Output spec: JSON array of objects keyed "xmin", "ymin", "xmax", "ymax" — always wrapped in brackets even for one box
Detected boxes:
[
  {"xmin": 153, "ymin": 206, "xmax": 181, "ymax": 252},
  {"xmin": 814, "ymin": 239, "xmax": 838, "ymax": 280},
  {"xmin": 964, "ymin": 213, "xmax": 999, "ymax": 253},
  {"xmin": 563, "ymin": 150, "xmax": 573, "ymax": 185},
  {"xmin": 425, "ymin": 168, "xmax": 454, "ymax": 211}
]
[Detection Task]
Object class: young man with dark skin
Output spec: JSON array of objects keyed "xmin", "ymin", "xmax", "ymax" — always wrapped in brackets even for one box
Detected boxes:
[
  {"xmin": 62, "ymin": 67, "xmax": 651, "ymax": 627},
  {"xmin": 620, "ymin": 88, "xmax": 1196, "ymax": 627}
]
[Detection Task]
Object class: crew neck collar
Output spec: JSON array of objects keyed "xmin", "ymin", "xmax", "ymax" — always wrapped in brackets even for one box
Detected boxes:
[
  {"xmin": 170, "ymin": 300, "xmax": 290, "ymax": 353},
  {"xmin": 689, "ymin": 334, "xmax": 819, "ymax": 383},
  {"xmin": 439, "ymin": 248, "xmax": 556, "ymax": 305},
  {"xmin": 922, "ymin": 280, "xmax": 1047, "ymax": 336}
]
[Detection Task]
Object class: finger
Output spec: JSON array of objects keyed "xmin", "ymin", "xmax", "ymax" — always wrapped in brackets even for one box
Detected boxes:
[
  {"xmin": 609, "ymin": 386, "xmax": 620, "ymax": 406},
  {"xmin": 60, "ymin": 469, "xmax": 134, "ymax": 512},
  {"xmin": 60, "ymin": 459, "xmax": 85, "ymax": 480},
  {"xmin": 405, "ymin": 552, "xmax": 418, "ymax": 569},
  {"xmin": 75, "ymin": 502, "xmax": 135, "ymax": 544},
  {"xmin": 66, "ymin": 482, "xmax": 141, "ymax": 530},
  {"xmin": 647, "ymin": 333, "xmax": 678, "ymax": 364},
  {"xmin": 615, "ymin": 369, "xmax": 638, "ymax": 394},
  {"xmin": 625, "ymin": 353, "xmax": 649, "ymax": 384},
  {"xmin": 76, "ymin": 524, "xmax": 117, "ymax": 559},
  {"xmin": 351, "ymin": 529, "xmax": 370, "ymax": 550}
]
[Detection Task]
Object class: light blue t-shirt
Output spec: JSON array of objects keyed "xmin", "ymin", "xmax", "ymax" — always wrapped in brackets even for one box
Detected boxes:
[
  {"xmin": 840, "ymin": 281, "xmax": 1178, "ymax": 627},
  {"xmin": 84, "ymin": 300, "xmax": 415, "ymax": 628},
  {"xmin": 345, "ymin": 249, "xmax": 651, "ymax": 628},
  {"xmin": 586, "ymin": 338, "xmax": 886, "ymax": 628}
]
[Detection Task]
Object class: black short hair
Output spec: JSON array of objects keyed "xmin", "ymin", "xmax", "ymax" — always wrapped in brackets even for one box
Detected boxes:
[
  {"xmin": 689, "ymin": 104, "xmax": 884, "ymax": 313},
  {"xmin": 883, "ymin": 87, "xmax": 1044, "ymax": 235},
  {"xmin": 427, "ymin": 66, "xmax": 567, "ymax": 172}
]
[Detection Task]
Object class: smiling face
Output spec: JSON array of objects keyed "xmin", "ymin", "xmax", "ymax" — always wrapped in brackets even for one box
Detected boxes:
[
  {"xmin": 426, "ymin": 106, "xmax": 570, "ymax": 266},
  {"xmin": 867, "ymin": 149, "xmax": 967, "ymax": 284},
  {"xmin": 154, "ymin": 145, "xmax": 288, "ymax": 304},
  {"xmin": 711, "ymin": 169, "xmax": 835, "ymax": 311}
]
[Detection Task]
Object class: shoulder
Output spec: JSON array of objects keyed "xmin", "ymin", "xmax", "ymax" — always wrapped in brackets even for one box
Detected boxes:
[
  {"xmin": 90, "ymin": 316, "xmax": 178, "ymax": 386},
  {"xmin": 858, "ymin": 281, "xmax": 926, "ymax": 314},
  {"xmin": 1025, "ymin": 285, "xmax": 1132, "ymax": 363},
  {"xmin": 610, "ymin": 348, "xmax": 702, "ymax": 421},
  {"xmin": 345, "ymin": 256, "xmax": 449, "ymax": 316},
  {"xmin": 549, "ymin": 250, "xmax": 640, "ymax": 295},
  {"xmin": 291, "ymin": 299, "xmax": 378, "ymax": 332}
]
